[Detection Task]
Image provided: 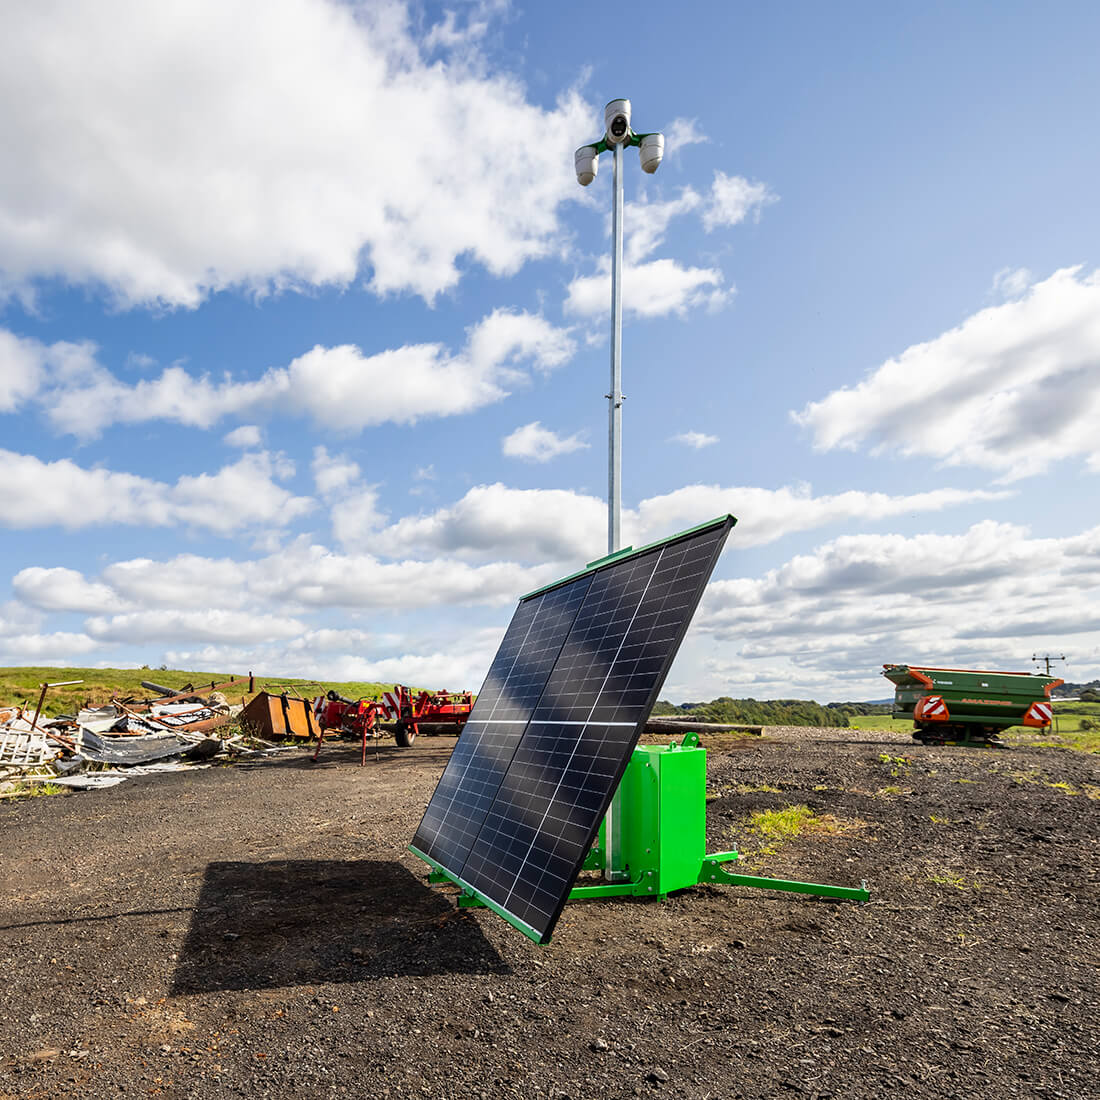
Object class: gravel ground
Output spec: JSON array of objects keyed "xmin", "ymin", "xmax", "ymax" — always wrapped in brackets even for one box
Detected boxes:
[{"xmin": 1, "ymin": 726, "xmax": 1097, "ymax": 1099}]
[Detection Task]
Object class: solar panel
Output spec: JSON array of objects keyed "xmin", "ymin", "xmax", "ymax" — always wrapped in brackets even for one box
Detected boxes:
[{"xmin": 410, "ymin": 515, "xmax": 734, "ymax": 943}]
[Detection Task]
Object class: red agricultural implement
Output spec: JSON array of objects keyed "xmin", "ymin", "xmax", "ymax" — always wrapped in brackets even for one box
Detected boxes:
[{"xmin": 311, "ymin": 684, "xmax": 473, "ymax": 764}]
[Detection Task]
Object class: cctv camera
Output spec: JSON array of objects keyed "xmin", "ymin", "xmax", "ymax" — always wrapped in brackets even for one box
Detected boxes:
[
  {"xmin": 604, "ymin": 98, "xmax": 632, "ymax": 145},
  {"xmin": 575, "ymin": 145, "xmax": 599, "ymax": 186},
  {"xmin": 638, "ymin": 132, "xmax": 664, "ymax": 174}
]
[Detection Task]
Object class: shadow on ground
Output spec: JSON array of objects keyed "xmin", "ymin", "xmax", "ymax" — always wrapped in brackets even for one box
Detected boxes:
[{"xmin": 171, "ymin": 859, "xmax": 508, "ymax": 994}]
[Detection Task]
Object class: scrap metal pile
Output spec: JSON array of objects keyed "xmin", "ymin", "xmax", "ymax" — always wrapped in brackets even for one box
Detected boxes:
[{"xmin": 0, "ymin": 675, "xmax": 284, "ymax": 796}]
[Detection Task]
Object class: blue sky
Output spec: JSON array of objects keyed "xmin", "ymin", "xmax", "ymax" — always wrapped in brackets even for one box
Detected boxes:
[{"xmin": 1, "ymin": 0, "xmax": 1098, "ymax": 701}]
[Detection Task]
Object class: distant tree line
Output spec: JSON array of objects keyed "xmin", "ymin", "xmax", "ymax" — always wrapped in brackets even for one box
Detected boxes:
[
  {"xmin": 1055, "ymin": 680, "xmax": 1100, "ymax": 702},
  {"xmin": 651, "ymin": 697, "xmax": 871, "ymax": 727}
]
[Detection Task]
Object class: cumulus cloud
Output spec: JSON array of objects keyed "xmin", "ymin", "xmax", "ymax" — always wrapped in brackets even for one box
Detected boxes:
[
  {"xmin": 0, "ymin": 0, "xmax": 591, "ymax": 308},
  {"xmin": 793, "ymin": 266, "xmax": 1100, "ymax": 480},
  {"xmin": 693, "ymin": 520, "xmax": 1100, "ymax": 698},
  {"xmin": 85, "ymin": 609, "xmax": 308, "ymax": 645},
  {"xmin": 0, "ymin": 329, "xmax": 44, "ymax": 411},
  {"xmin": 311, "ymin": 446, "xmax": 362, "ymax": 498},
  {"xmin": 702, "ymin": 172, "xmax": 777, "ymax": 230},
  {"xmin": 14, "ymin": 307, "xmax": 574, "ymax": 439},
  {"xmin": 565, "ymin": 257, "xmax": 730, "ymax": 319},
  {"xmin": 22, "ymin": 538, "xmax": 549, "ymax": 623},
  {"xmin": 671, "ymin": 431, "xmax": 718, "ymax": 449},
  {"xmin": 13, "ymin": 567, "xmax": 129, "ymax": 614},
  {"xmin": 626, "ymin": 189, "xmax": 703, "ymax": 264},
  {"xmin": 379, "ymin": 481, "xmax": 1009, "ymax": 563},
  {"xmin": 0, "ymin": 631, "xmax": 101, "ymax": 664},
  {"xmin": 664, "ymin": 117, "xmax": 709, "ymax": 157},
  {"xmin": 224, "ymin": 424, "xmax": 263, "ymax": 448},
  {"xmin": 0, "ymin": 449, "xmax": 312, "ymax": 534},
  {"xmin": 502, "ymin": 422, "xmax": 589, "ymax": 462}
]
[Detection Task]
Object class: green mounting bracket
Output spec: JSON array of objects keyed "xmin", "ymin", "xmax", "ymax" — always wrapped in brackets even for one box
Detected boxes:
[{"xmin": 429, "ymin": 734, "xmax": 870, "ymax": 925}]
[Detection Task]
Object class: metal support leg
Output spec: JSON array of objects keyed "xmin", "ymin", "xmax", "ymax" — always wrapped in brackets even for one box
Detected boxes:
[{"xmin": 603, "ymin": 782, "xmax": 630, "ymax": 882}]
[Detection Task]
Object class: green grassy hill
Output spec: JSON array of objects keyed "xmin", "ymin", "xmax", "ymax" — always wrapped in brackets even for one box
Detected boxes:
[{"xmin": 0, "ymin": 667, "xmax": 400, "ymax": 719}]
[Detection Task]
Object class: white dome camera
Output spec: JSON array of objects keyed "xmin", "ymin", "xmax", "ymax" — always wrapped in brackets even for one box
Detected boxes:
[
  {"xmin": 575, "ymin": 145, "xmax": 599, "ymax": 186},
  {"xmin": 638, "ymin": 132, "xmax": 664, "ymax": 174},
  {"xmin": 604, "ymin": 98, "xmax": 632, "ymax": 145}
]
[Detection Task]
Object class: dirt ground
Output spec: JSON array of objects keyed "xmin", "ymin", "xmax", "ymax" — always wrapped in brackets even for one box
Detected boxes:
[{"xmin": 1, "ymin": 726, "xmax": 1097, "ymax": 1100}]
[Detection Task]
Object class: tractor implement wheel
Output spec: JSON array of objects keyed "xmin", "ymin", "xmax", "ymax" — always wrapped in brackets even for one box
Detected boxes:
[{"xmin": 394, "ymin": 722, "xmax": 416, "ymax": 747}]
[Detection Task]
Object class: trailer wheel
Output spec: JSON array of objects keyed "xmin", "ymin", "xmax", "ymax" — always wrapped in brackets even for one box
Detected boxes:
[{"xmin": 394, "ymin": 722, "xmax": 416, "ymax": 747}]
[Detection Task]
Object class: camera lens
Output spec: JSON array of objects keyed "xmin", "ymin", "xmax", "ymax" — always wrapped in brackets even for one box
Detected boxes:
[{"xmin": 610, "ymin": 115, "xmax": 627, "ymax": 138}]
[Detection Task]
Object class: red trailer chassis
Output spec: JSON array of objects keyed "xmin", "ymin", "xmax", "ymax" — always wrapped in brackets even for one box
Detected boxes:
[{"xmin": 312, "ymin": 684, "xmax": 473, "ymax": 764}]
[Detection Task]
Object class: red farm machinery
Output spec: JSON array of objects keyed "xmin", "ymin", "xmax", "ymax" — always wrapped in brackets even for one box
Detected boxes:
[{"xmin": 312, "ymin": 684, "xmax": 473, "ymax": 763}]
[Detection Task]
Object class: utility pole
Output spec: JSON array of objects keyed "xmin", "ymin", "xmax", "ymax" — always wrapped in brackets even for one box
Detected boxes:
[{"xmin": 1031, "ymin": 653, "xmax": 1066, "ymax": 676}]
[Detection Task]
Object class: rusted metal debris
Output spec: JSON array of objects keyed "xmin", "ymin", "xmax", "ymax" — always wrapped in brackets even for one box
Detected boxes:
[
  {"xmin": 240, "ymin": 692, "xmax": 319, "ymax": 740},
  {"xmin": 0, "ymin": 672, "xmax": 284, "ymax": 798}
]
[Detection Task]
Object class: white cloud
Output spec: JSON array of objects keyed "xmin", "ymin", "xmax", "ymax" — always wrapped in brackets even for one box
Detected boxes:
[
  {"xmin": 664, "ymin": 117, "xmax": 709, "ymax": 157},
  {"xmin": 671, "ymin": 431, "xmax": 718, "ymax": 449},
  {"xmin": 161, "ymin": 641, "xmax": 494, "ymax": 694},
  {"xmin": 0, "ymin": 329, "xmax": 44, "ymax": 411},
  {"xmin": 380, "ymin": 481, "xmax": 1009, "ymax": 563},
  {"xmin": 793, "ymin": 266, "xmax": 1100, "ymax": 479},
  {"xmin": 565, "ymin": 257, "xmax": 730, "ymax": 319},
  {"xmin": 0, "ymin": 449, "xmax": 313, "ymax": 534},
  {"xmin": 23, "ymin": 537, "xmax": 548, "ymax": 623},
  {"xmin": 311, "ymin": 446, "xmax": 361, "ymax": 498},
  {"xmin": 702, "ymin": 172, "xmax": 777, "ymax": 230},
  {"xmin": 84, "ymin": 609, "xmax": 307, "ymax": 645},
  {"xmin": 625, "ymin": 189, "xmax": 703, "ymax": 264},
  {"xmin": 692, "ymin": 520, "xmax": 1100, "ymax": 698},
  {"xmin": 309, "ymin": 446, "xmax": 385, "ymax": 547},
  {"xmin": 0, "ymin": 631, "xmax": 101, "ymax": 663},
  {"xmin": 23, "ymin": 308, "xmax": 574, "ymax": 439},
  {"xmin": 224, "ymin": 424, "xmax": 263, "ymax": 448},
  {"xmin": 0, "ymin": 0, "xmax": 592, "ymax": 307},
  {"xmin": 13, "ymin": 567, "xmax": 128, "ymax": 613},
  {"xmin": 464, "ymin": 308, "xmax": 575, "ymax": 375},
  {"xmin": 990, "ymin": 266, "xmax": 1033, "ymax": 301},
  {"xmin": 502, "ymin": 421, "xmax": 589, "ymax": 462},
  {"xmin": 383, "ymin": 483, "xmax": 605, "ymax": 562}
]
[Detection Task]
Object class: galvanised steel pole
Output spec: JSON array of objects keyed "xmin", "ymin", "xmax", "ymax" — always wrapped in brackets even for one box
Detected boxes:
[
  {"xmin": 574, "ymin": 101, "xmax": 664, "ymax": 886},
  {"xmin": 608, "ymin": 141, "xmax": 624, "ymax": 556}
]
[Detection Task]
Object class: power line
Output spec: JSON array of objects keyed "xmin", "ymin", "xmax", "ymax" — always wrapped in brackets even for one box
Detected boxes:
[{"xmin": 1031, "ymin": 653, "xmax": 1066, "ymax": 676}]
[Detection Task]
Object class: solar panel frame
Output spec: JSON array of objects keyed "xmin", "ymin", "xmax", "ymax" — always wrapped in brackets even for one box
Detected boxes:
[{"xmin": 410, "ymin": 514, "xmax": 735, "ymax": 943}]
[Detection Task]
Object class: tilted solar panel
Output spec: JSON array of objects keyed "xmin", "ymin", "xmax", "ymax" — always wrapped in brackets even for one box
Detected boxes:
[{"xmin": 410, "ymin": 515, "xmax": 734, "ymax": 943}]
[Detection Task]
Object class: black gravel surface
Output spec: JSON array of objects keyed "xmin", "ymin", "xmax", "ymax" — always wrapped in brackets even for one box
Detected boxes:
[{"xmin": 1, "ymin": 727, "xmax": 1096, "ymax": 1099}]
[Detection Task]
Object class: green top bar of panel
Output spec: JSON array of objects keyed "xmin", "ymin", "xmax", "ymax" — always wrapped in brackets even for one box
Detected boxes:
[{"xmin": 519, "ymin": 514, "xmax": 737, "ymax": 602}]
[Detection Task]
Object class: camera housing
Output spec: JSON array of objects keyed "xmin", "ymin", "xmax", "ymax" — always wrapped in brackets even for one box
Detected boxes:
[
  {"xmin": 604, "ymin": 98, "xmax": 632, "ymax": 145},
  {"xmin": 574, "ymin": 145, "xmax": 599, "ymax": 186},
  {"xmin": 638, "ymin": 132, "xmax": 664, "ymax": 174}
]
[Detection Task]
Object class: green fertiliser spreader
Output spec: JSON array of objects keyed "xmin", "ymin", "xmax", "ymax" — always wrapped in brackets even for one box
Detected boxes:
[{"xmin": 883, "ymin": 664, "xmax": 1063, "ymax": 746}]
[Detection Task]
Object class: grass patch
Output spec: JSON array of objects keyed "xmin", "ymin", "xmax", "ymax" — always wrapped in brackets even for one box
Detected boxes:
[
  {"xmin": 749, "ymin": 804, "xmax": 818, "ymax": 839},
  {"xmin": 737, "ymin": 804, "xmax": 865, "ymax": 865},
  {"xmin": 849, "ymin": 715, "xmax": 915, "ymax": 732},
  {"xmin": 735, "ymin": 782, "xmax": 782, "ymax": 794},
  {"xmin": 1044, "ymin": 780, "xmax": 1079, "ymax": 795},
  {"xmin": 1, "ymin": 780, "xmax": 66, "ymax": 801}
]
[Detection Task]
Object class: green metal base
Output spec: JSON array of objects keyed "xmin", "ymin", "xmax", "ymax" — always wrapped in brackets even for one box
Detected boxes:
[
  {"xmin": 422, "ymin": 736, "xmax": 870, "ymax": 924},
  {"xmin": 442, "ymin": 849, "xmax": 869, "ymax": 907}
]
